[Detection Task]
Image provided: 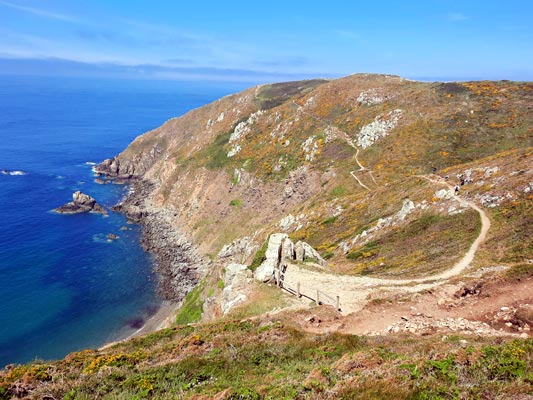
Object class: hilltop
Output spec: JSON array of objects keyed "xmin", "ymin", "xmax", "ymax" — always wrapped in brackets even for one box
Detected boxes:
[{"xmin": 1, "ymin": 74, "xmax": 532, "ymax": 399}]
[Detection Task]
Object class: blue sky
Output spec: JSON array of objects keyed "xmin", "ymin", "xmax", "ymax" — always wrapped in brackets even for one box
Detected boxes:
[{"xmin": 0, "ymin": 0, "xmax": 531, "ymax": 82}]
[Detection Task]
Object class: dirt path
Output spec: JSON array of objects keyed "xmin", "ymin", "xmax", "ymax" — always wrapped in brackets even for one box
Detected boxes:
[
  {"xmin": 292, "ymin": 100, "xmax": 377, "ymax": 191},
  {"xmin": 282, "ymin": 175, "xmax": 491, "ymax": 314}
]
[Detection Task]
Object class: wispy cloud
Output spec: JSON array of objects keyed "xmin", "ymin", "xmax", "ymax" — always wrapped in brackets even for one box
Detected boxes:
[
  {"xmin": 0, "ymin": 0, "xmax": 78, "ymax": 22},
  {"xmin": 0, "ymin": 55, "xmax": 336, "ymax": 82},
  {"xmin": 448, "ymin": 13, "xmax": 469, "ymax": 21}
]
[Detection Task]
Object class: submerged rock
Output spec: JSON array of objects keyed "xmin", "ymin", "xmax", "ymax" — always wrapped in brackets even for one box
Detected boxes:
[{"xmin": 54, "ymin": 191, "xmax": 107, "ymax": 215}]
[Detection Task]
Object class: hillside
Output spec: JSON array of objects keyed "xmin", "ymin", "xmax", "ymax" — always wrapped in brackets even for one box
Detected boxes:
[{"xmin": 2, "ymin": 74, "xmax": 532, "ymax": 399}]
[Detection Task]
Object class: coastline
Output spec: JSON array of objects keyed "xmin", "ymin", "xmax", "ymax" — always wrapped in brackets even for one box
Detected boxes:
[
  {"xmin": 126, "ymin": 301, "xmax": 177, "ymax": 339},
  {"xmin": 112, "ymin": 179, "xmax": 208, "ymax": 302},
  {"xmin": 100, "ymin": 301, "xmax": 178, "ymax": 350},
  {"xmin": 98, "ymin": 177, "xmax": 208, "ymax": 348}
]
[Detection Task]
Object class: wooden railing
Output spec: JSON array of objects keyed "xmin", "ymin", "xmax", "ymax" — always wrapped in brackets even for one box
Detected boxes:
[{"xmin": 274, "ymin": 263, "xmax": 341, "ymax": 312}]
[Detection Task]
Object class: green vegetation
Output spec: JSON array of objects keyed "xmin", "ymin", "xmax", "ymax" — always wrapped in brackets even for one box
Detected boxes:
[
  {"xmin": 249, "ymin": 235, "xmax": 270, "ymax": 272},
  {"xmin": 486, "ymin": 199, "xmax": 533, "ymax": 264},
  {"xmin": 194, "ymin": 131, "xmax": 232, "ymax": 170},
  {"xmin": 175, "ymin": 281, "xmax": 206, "ymax": 325},
  {"xmin": 321, "ymin": 251, "xmax": 335, "ymax": 260},
  {"xmin": 229, "ymin": 198, "xmax": 242, "ymax": 207},
  {"xmin": 331, "ymin": 185, "xmax": 346, "ymax": 197},
  {"xmin": 322, "ymin": 215, "xmax": 338, "ymax": 225},
  {"xmin": 503, "ymin": 263, "xmax": 533, "ymax": 282},
  {"xmin": 255, "ymin": 79, "xmax": 326, "ymax": 110},
  {"xmin": 345, "ymin": 210, "xmax": 481, "ymax": 277},
  {"xmin": 347, "ymin": 240, "xmax": 380, "ymax": 260},
  {"xmin": 2, "ymin": 318, "xmax": 531, "ymax": 399}
]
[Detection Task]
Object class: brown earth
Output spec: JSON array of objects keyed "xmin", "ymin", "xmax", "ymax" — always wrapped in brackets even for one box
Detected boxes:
[{"xmin": 283, "ymin": 271, "xmax": 532, "ymax": 338}]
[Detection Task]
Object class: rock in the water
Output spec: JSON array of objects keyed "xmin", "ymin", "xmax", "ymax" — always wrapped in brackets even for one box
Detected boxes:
[
  {"xmin": 107, "ymin": 233, "xmax": 119, "ymax": 240},
  {"xmin": 94, "ymin": 155, "xmax": 140, "ymax": 182},
  {"xmin": 54, "ymin": 191, "xmax": 107, "ymax": 215}
]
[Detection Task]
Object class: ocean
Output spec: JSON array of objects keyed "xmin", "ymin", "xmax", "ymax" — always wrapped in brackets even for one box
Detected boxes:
[{"xmin": 0, "ymin": 75, "xmax": 246, "ymax": 365}]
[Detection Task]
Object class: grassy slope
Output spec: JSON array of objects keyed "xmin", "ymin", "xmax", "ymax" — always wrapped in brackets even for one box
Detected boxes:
[
  {"xmin": 2, "ymin": 318, "xmax": 531, "ymax": 399},
  {"xmin": 135, "ymin": 74, "xmax": 532, "ymax": 276}
]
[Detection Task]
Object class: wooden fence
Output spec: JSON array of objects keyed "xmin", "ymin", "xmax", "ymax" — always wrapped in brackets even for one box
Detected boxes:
[{"xmin": 274, "ymin": 263, "xmax": 341, "ymax": 312}]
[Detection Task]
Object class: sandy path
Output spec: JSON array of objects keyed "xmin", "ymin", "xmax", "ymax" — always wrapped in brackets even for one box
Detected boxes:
[
  {"xmin": 282, "ymin": 175, "xmax": 491, "ymax": 314},
  {"xmin": 293, "ymin": 100, "xmax": 377, "ymax": 191}
]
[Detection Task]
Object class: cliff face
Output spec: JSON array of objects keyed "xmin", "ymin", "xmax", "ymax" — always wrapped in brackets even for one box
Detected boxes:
[{"xmin": 96, "ymin": 74, "xmax": 532, "ymax": 294}]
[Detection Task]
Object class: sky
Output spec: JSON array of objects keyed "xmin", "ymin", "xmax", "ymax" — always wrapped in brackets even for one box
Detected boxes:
[{"xmin": 0, "ymin": 0, "xmax": 532, "ymax": 83}]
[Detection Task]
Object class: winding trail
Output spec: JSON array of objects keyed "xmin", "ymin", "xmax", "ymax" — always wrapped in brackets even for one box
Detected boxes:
[
  {"xmin": 282, "ymin": 175, "xmax": 491, "ymax": 314},
  {"xmin": 292, "ymin": 100, "xmax": 377, "ymax": 191}
]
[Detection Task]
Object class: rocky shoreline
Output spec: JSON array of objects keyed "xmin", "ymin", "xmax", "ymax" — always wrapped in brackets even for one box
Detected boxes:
[{"xmin": 111, "ymin": 179, "xmax": 208, "ymax": 302}]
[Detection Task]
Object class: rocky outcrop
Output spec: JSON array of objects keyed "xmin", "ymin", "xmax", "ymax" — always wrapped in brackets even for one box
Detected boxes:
[
  {"xmin": 93, "ymin": 157, "xmax": 138, "ymax": 184},
  {"xmin": 54, "ymin": 191, "xmax": 106, "ymax": 215},
  {"xmin": 254, "ymin": 233, "xmax": 325, "ymax": 282},
  {"xmin": 356, "ymin": 109, "xmax": 402, "ymax": 149},
  {"xmin": 220, "ymin": 263, "xmax": 252, "ymax": 315},
  {"xmin": 294, "ymin": 241, "xmax": 325, "ymax": 264},
  {"xmin": 94, "ymin": 140, "xmax": 164, "ymax": 184},
  {"xmin": 107, "ymin": 233, "xmax": 119, "ymax": 241},
  {"xmin": 217, "ymin": 237, "xmax": 257, "ymax": 264},
  {"xmin": 254, "ymin": 233, "xmax": 289, "ymax": 282}
]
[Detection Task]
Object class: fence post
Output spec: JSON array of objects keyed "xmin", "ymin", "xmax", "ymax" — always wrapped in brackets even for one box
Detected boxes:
[
  {"xmin": 336, "ymin": 296, "xmax": 340, "ymax": 311},
  {"xmin": 316, "ymin": 289, "xmax": 320, "ymax": 305},
  {"xmin": 297, "ymin": 282, "xmax": 301, "ymax": 298},
  {"xmin": 277, "ymin": 269, "xmax": 281, "ymax": 288}
]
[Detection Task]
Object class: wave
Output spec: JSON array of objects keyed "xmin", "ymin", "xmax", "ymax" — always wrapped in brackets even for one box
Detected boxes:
[{"xmin": 2, "ymin": 170, "xmax": 27, "ymax": 176}]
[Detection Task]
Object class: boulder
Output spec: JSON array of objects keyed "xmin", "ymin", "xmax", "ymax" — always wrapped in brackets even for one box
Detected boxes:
[
  {"xmin": 294, "ymin": 241, "xmax": 325, "ymax": 265},
  {"xmin": 54, "ymin": 191, "xmax": 107, "ymax": 215},
  {"xmin": 254, "ymin": 233, "xmax": 288, "ymax": 282}
]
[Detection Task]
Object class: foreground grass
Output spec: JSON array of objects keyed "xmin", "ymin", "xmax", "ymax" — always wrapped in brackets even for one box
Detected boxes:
[{"xmin": 2, "ymin": 317, "xmax": 531, "ymax": 399}]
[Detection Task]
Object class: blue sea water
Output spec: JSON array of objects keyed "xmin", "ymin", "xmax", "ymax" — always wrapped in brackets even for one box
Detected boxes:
[{"xmin": 0, "ymin": 76, "xmax": 246, "ymax": 365}]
